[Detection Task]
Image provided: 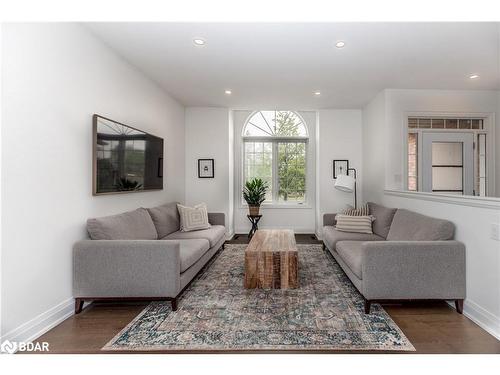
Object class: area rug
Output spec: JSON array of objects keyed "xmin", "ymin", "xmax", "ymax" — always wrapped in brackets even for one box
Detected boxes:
[{"xmin": 103, "ymin": 244, "xmax": 415, "ymax": 351}]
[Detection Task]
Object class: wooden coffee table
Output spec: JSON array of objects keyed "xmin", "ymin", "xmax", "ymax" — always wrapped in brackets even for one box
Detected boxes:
[{"xmin": 244, "ymin": 229, "xmax": 298, "ymax": 289}]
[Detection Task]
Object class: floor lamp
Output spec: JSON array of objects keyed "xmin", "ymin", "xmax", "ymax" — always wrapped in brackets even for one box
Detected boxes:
[{"xmin": 334, "ymin": 168, "xmax": 357, "ymax": 209}]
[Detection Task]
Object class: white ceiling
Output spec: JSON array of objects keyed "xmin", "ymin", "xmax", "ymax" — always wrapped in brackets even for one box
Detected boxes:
[{"xmin": 86, "ymin": 22, "xmax": 500, "ymax": 109}]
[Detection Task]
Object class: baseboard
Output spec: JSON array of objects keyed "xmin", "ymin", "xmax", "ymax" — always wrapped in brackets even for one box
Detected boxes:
[
  {"xmin": 1, "ymin": 297, "xmax": 74, "ymax": 344},
  {"xmin": 315, "ymin": 229, "xmax": 323, "ymax": 240},
  {"xmin": 225, "ymin": 229, "xmax": 235, "ymax": 241},
  {"xmin": 448, "ymin": 299, "xmax": 500, "ymax": 340}
]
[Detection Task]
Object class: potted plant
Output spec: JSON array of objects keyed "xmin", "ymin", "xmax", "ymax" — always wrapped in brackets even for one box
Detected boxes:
[{"xmin": 243, "ymin": 178, "xmax": 268, "ymax": 216}]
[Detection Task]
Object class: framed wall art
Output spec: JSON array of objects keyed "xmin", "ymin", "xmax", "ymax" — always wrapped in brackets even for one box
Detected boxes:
[
  {"xmin": 333, "ymin": 159, "xmax": 349, "ymax": 179},
  {"xmin": 198, "ymin": 159, "xmax": 215, "ymax": 178}
]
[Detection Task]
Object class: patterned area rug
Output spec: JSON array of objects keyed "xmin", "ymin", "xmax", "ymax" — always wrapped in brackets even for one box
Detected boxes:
[{"xmin": 103, "ymin": 244, "xmax": 414, "ymax": 351}]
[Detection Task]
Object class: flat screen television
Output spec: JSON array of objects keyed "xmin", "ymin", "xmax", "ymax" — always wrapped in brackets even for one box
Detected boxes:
[{"xmin": 92, "ymin": 114, "xmax": 164, "ymax": 195}]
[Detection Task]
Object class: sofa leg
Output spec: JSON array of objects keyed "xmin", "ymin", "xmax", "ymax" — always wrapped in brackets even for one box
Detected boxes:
[
  {"xmin": 75, "ymin": 298, "xmax": 84, "ymax": 314},
  {"xmin": 322, "ymin": 243, "xmax": 326, "ymax": 251},
  {"xmin": 364, "ymin": 299, "xmax": 371, "ymax": 314},
  {"xmin": 171, "ymin": 298, "xmax": 178, "ymax": 311},
  {"xmin": 222, "ymin": 243, "xmax": 225, "ymax": 250},
  {"xmin": 455, "ymin": 299, "xmax": 464, "ymax": 314}
]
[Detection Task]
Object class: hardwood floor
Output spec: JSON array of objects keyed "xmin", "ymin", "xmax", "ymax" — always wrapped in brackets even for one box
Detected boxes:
[{"xmin": 32, "ymin": 235, "xmax": 500, "ymax": 354}]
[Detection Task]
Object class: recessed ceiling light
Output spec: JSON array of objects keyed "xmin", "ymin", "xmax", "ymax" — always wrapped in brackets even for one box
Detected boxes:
[
  {"xmin": 224, "ymin": 89, "xmax": 232, "ymax": 95},
  {"xmin": 314, "ymin": 91, "xmax": 321, "ymax": 96},
  {"xmin": 469, "ymin": 74, "xmax": 480, "ymax": 79},
  {"xmin": 193, "ymin": 38, "xmax": 206, "ymax": 46},
  {"xmin": 335, "ymin": 41, "xmax": 345, "ymax": 48}
]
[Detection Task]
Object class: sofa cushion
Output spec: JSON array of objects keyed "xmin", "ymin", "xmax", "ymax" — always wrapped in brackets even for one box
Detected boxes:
[
  {"xmin": 368, "ymin": 202, "xmax": 397, "ymax": 239},
  {"xmin": 335, "ymin": 241, "xmax": 365, "ymax": 279},
  {"xmin": 335, "ymin": 214, "xmax": 373, "ymax": 234},
  {"xmin": 323, "ymin": 226, "xmax": 384, "ymax": 251},
  {"xmin": 176, "ymin": 239, "xmax": 211, "ymax": 273},
  {"xmin": 147, "ymin": 202, "xmax": 180, "ymax": 238},
  {"xmin": 177, "ymin": 203, "xmax": 211, "ymax": 232},
  {"xmin": 341, "ymin": 203, "xmax": 369, "ymax": 216},
  {"xmin": 87, "ymin": 208, "xmax": 158, "ymax": 240},
  {"xmin": 164, "ymin": 225, "xmax": 226, "ymax": 247},
  {"xmin": 386, "ymin": 209, "xmax": 455, "ymax": 241}
]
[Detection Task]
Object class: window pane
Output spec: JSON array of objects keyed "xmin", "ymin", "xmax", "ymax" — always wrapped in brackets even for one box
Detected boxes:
[
  {"xmin": 278, "ymin": 142, "xmax": 306, "ymax": 202},
  {"xmin": 243, "ymin": 111, "xmax": 307, "ymax": 138},
  {"xmin": 275, "ymin": 111, "xmax": 307, "ymax": 136},
  {"xmin": 471, "ymin": 119, "xmax": 482, "ymax": 129},
  {"xmin": 432, "ymin": 142, "xmax": 462, "ymax": 166},
  {"xmin": 245, "ymin": 142, "xmax": 254, "ymax": 153},
  {"xmin": 243, "ymin": 112, "xmax": 309, "ymax": 205},
  {"xmin": 476, "ymin": 134, "xmax": 486, "ymax": 196},
  {"xmin": 418, "ymin": 118, "xmax": 431, "ymax": 128},
  {"xmin": 431, "ymin": 119, "xmax": 444, "ymax": 128},
  {"xmin": 432, "ymin": 167, "xmax": 463, "ymax": 193},
  {"xmin": 408, "ymin": 118, "xmax": 418, "ymax": 128},
  {"xmin": 459, "ymin": 119, "xmax": 471, "ymax": 129},
  {"xmin": 445, "ymin": 119, "xmax": 458, "ymax": 129},
  {"xmin": 407, "ymin": 133, "xmax": 418, "ymax": 191},
  {"xmin": 243, "ymin": 141, "xmax": 273, "ymax": 201},
  {"xmin": 408, "ymin": 155, "xmax": 417, "ymax": 176},
  {"xmin": 408, "ymin": 177, "xmax": 417, "ymax": 191},
  {"xmin": 431, "ymin": 141, "xmax": 463, "ymax": 194}
]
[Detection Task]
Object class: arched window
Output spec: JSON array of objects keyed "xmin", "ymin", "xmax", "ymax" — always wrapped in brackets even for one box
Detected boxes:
[{"xmin": 242, "ymin": 111, "xmax": 308, "ymax": 204}]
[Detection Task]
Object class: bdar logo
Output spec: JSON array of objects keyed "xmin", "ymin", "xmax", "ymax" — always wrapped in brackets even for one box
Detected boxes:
[{"xmin": 1, "ymin": 340, "xmax": 18, "ymax": 354}]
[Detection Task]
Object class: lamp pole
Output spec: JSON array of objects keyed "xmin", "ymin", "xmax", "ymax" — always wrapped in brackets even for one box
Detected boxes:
[{"xmin": 348, "ymin": 168, "xmax": 357, "ymax": 209}]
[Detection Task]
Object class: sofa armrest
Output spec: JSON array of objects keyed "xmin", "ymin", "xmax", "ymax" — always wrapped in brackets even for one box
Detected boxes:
[
  {"xmin": 73, "ymin": 240, "xmax": 181, "ymax": 298},
  {"xmin": 208, "ymin": 212, "xmax": 225, "ymax": 226},
  {"xmin": 323, "ymin": 213, "xmax": 338, "ymax": 227},
  {"xmin": 361, "ymin": 241, "xmax": 466, "ymax": 300}
]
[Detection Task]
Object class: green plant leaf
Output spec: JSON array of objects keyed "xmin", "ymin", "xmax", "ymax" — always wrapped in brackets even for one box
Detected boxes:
[{"xmin": 242, "ymin": 178, "xmax": 269, "ymax": 206}]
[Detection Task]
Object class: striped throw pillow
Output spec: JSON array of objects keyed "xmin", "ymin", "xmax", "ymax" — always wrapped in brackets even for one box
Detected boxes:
[
  {"xmin": 342, "ymin": 203, "xmax": 369, "ymax": 216},
  {"xmin": 335, "ymin": 214, "xmax": 373, "ymax": 234},
  {"xmin": 177, "ymin": 203, "xmax": 211, "ymax": 232}
]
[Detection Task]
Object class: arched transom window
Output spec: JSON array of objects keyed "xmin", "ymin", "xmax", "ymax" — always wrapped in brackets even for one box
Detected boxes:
[{"xmin": 242, "ymin": 111, "xmax": 308, "ymax": 204}]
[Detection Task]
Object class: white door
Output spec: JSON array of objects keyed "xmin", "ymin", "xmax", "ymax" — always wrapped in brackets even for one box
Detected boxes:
[{"xmin": 422, "ymin": 132, "xmax": 474, "ymax": 195}]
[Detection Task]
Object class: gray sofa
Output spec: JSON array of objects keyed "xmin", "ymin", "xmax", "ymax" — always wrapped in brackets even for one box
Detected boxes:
[
  {"xmin": 73, "ymin": 202, "xmax": 225, "ymax": 313},
  {"xmin": 323, "ymin": 202, "xmax": 466, "ymax": 314}
]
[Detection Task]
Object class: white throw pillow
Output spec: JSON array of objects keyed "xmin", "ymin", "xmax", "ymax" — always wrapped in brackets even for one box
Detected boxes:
[
  {"xmin": 177, "ymin": 203, "xmax": 211, "ymax": 232},
  {"xmin": 341, "ymin": 203, "xmax": 369, "ymax": 216},
  {"xmin": 335, "ymin": 214, "xmax": 374, "ymax": 234}
]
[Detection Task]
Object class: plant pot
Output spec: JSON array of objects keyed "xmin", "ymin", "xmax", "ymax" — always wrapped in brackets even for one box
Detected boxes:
[{"xmin": 248, "ymin": 205, "xmax": 260, "ymax": 216}]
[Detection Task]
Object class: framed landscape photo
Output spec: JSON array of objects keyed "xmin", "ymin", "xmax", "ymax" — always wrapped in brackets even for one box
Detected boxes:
[
  {"xmin": 333, "ymin": 159, "xmax": 349, "ymax": 179},
  {"xmin": 198, "ymin": 159, "xmax": 215, "ymax": 178}
]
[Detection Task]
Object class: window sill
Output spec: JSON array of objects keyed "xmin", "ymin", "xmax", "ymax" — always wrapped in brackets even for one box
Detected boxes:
[
  {"xmin": 384, "ymin": 189, "xmax": 500, "ymax": 210},
  {"xmin": 239, "ymin": 203, "xmax": 313, "ymax": 210}
]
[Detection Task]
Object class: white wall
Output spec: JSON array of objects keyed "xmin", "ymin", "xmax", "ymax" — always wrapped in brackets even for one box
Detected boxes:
[
  {"xmin": 383, "ymin": 192, "xmax": 500, "ymax": 339},
  {"xmin": 362, "ymin": 88, "xmax": 500, "ymax": 339},
  {"xmin": 1, "ymin": 23, "xmax": 185, "ymax": 340},
  {"xmin": 497, "ymin": 91, "xmax": 500, "ymax": 196},
  {"xmin": 384, "ymin": 89, "xmax": 499, "ymax": 195},
  {"xmin": 184, "ymin": 108, "xmax": 364, "ymax": 236},
  {"xmin": 184, "ymin": 107, "xmax": 234, "ymax": 236},
  {"xmin": 316, "ymin": 110, "xmax": 363, "ymax": 236},
  {"xmin": 233, "ymin": 110, "xmax": 317, "ymax": 234},
  {"xmin": 362, "ymin": 90, "xmax": 387, "ymax": 203}
]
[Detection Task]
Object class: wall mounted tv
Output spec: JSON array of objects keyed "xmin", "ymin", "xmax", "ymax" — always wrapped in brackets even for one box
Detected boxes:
[{"xmin": 93, "ymin": 114, "xmax": 164, "ymax": 195}]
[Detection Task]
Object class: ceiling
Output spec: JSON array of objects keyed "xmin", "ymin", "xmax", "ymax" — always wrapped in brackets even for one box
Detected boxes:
[{"xmin": 86, "ymin": 22, "xmax": 500, "ymax": 109}]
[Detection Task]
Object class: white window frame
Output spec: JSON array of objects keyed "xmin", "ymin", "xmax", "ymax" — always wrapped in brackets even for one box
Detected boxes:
[
  {"xmin": 402, "ymin": 112, "xmax": 495, "ymax": 197},
  {"xmin": 239, "ymin": 111, "xmax": 312, "ymax": 208}
]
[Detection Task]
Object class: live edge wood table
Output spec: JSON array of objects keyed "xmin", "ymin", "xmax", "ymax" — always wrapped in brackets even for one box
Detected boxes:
[{"xmin": 244, "ymin": 229, "xmax": 298, "ymax": 289}]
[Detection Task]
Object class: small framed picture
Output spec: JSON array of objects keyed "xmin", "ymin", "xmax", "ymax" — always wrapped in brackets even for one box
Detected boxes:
[
  {"xmin": 198, "ymin": 159, "xmax": 215, "ymax": 178},
  {"xmin": 333, "ymin": 160, "xmax": 349, "ymax": 179}
]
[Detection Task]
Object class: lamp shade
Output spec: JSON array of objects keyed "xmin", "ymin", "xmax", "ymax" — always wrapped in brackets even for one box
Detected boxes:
[{"xmin": 334, "ymin": 173, "xmax": 355, "ymax": 192}]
